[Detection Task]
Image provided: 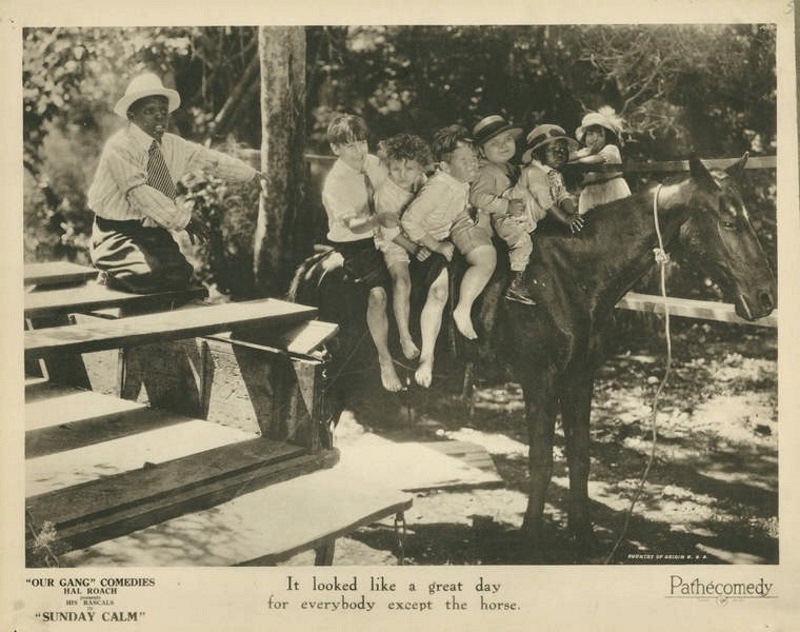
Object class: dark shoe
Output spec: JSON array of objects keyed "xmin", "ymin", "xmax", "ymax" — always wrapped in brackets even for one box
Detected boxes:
[{"xmin": 505, "ymin": 273, "xmax": 536, "ymax": 305}]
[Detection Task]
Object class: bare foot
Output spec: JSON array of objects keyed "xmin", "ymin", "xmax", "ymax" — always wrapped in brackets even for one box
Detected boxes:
[
  {"xmin": 415, "ymin": 360, "xmax": 434, "ymax": 388},
  {"xmin": 453, "ymin": 307, "xmax": 478, "ymax": 340},
  {"xmin": 379, "ymin": 357, "xmax": 404, "ymax": 392},
  {"xmin": 400, "ymin": 337, "xmax": 420, "ymax": 360}
]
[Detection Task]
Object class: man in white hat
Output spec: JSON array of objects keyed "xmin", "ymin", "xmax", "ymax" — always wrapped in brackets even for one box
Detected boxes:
[{"xmin": 87, "ymin": 73, "xmax": 266, "ymax": 293}]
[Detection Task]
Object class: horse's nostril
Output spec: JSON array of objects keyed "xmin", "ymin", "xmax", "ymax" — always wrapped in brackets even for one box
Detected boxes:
[{"xmin": 760, "ymin": 292, "xmax": 775, "ymax": 310}]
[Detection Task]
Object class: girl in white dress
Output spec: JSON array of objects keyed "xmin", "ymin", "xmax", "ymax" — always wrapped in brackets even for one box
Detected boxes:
[{"xmin": 571, "ymin": 108, "xmax": 632, "ymax": 215}]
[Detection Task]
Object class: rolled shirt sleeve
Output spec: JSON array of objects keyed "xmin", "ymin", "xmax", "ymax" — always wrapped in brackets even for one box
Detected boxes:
[{"xmin": 88, "ymin": 126, "xmax": 257, "ymax": 231}]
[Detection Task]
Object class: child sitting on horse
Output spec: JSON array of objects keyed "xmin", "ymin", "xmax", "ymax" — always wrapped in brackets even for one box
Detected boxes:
[
  {"xmin": 502, "ymin": 124, "xmax": 585, "ymax": 304},
  {"xmin": 469, "ymin": 115, "xmax": 534, "ymax": 305},
  {"xmin": 321, "ymin": 113, "xmax": 404, "ymax": 392},
  {"xmin": 570, "ymin": 108, "xmax": 631, "ymax": 214},
  {"xmin": 374, "ymin": 133, "xmax": 433, "ymax": 361},
  {"xmin": 402, "ymin": 124, "xmax": 496, "ymax": 343}
]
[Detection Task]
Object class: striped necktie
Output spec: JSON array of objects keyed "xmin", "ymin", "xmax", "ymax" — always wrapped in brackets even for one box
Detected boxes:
[
  {"xmin": 362, "ymin": 170, "xmax": 376, "ymax": 215},
  {"xmin": 147, "ymin": 140, "xmax": 177, "ymax": 200}
]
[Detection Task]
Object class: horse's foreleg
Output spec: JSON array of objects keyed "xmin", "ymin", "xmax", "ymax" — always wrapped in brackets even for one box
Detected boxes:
[
  {"xmin": 561, "ymin": 372, "xmax": 596, "ymax": 551},
  {"xmin": 521, "ymin": 377, "xmax": 559, "ymax": 549}
]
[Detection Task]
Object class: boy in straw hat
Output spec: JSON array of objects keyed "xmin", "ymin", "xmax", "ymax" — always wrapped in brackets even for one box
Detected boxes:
[
  {"xmin": 88, "ymin": 73, "xmax": 266, "ymax": 293},
  {"xmin": 469, "ymin": 114, "xmax": 534, "ymax": 305},
  {"xmin": 570, "ymin": 108, "xmax": 631, "ymax": 214}
]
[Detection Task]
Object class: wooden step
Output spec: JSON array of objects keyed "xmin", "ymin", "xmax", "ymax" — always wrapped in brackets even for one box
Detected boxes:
[
  {"xmin": 25, "ymin": 282, "xmax": 207, "ymax": 318},
  {"xmin": 27, "ymin": 418, "xmax": 257, "ymax": 497},
  {"xmin": 25, "ymin": 298, "xmax": 318, "ymax": 359},
  {"xmin": 26, "ymin": 386, "xmax": 147, "ymax": 432},
  {"xmin": 27, "ymin": 437, "xmax": 329, "ymax": 552},
  {"xmin": 24, "ymin": 261, "xmax": 98, "ymax": 287},
  {"xmin": 61, "ymin": 468, "xmax": 411, "ymax": 567}
]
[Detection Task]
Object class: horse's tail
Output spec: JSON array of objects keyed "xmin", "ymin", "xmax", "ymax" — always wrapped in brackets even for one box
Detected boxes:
[{"xmin": 285, "ymin": 245, "xmax": 337, "ymax": 304}]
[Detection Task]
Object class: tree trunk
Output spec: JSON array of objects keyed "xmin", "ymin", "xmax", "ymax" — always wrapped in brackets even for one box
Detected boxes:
[{"xmin": 254, "ymin": 27, "xmax": 306, "ymax": 296}]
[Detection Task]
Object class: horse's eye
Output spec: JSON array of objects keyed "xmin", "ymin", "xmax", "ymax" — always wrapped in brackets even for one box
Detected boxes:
[{"xmin": 720, "ymin": 218, "xmax": 738, "ymax": 230}]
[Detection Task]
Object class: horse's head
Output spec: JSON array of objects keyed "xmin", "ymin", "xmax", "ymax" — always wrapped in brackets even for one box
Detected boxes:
[{"xmin": 678, "ymin": 154, "xmax": 776, "ymax": 321}]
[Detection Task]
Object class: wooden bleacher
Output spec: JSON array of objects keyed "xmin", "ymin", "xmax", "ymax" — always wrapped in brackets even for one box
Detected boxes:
[
  {"xmin": 24, "ymin": 270, "xmax": 412, "ymax": 567},
  {"xmin": 24, "ymin": 261, "xmax": 99, "ymax": 288}
]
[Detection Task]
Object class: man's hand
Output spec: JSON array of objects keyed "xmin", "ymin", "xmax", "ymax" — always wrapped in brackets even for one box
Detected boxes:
[{"xmin": 185, "ymin": 216, "xmax": 210, "ymax": 245}]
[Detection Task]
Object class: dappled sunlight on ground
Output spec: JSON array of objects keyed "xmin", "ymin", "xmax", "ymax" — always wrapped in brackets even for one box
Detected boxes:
[{"xmin": 322, "ymin": 327, "xmax": 778, "ymax": 565}]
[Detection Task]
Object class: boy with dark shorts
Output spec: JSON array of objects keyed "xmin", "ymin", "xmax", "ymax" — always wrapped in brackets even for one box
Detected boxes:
[{"xmin": 321, "ymin": 114, "xmax": 404, "ymax": 392}]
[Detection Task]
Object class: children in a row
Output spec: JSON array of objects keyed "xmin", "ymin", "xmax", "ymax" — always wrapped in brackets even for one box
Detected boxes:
[{"xmin": 321, "ymin": 110, "xmax": 629, "ymax": 390}]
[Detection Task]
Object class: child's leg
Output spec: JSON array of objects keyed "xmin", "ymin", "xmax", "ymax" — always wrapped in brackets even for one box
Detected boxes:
[
  {"xmin": 453, "ymin": 244, "xmax": 497, "ymax": 340},
  {"xmin": 388, "ymin": 261, "xmax": 419, "ymax": 359},
  {"xmin": 366, "ymin": 286, "xmax": 403, "ymax": 392},
  {"xmin": 416, "ymin": 268, "xmax": 449, "ymax": 388},
  {"xmin": 495, "ymin": 217, "xmax": 532, "ymax": 272}
]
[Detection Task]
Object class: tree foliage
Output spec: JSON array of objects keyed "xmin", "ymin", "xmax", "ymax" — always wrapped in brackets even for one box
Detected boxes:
[
  {"xmin": 23, "ymin": 24, "xmax": 777, "ymax": 299},
  {"xmin": 306, "ymin": 24, "xmax": 776, "ymax": 160}
]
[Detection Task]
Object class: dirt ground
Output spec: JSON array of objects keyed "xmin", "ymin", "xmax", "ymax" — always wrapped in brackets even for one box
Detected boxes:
[{"xmin": 289, "ymin": 320, "xmax": 778, "ymax": 566}]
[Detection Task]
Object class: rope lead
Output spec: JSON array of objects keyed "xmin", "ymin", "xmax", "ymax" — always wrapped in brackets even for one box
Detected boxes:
[{"xmin": 606, "ymin": 184, "xmax": 673, "ymax": 564}]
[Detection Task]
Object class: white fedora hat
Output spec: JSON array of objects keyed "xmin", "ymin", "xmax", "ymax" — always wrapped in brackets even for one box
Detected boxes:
[{"xmin": 114, "ymin": 73, "xmax": 181, "ymax": 119}]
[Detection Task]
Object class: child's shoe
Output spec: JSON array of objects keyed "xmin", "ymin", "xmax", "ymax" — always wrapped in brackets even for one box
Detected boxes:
[{"xmin": 505, "ymin": 271, "xmax": 536, "ymax": 305}]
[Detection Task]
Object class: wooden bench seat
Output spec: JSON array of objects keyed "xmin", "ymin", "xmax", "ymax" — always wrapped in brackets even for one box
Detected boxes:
[
  {"xmin": 60, "ymin": 468, "xmax": 412, "ymax": 567},
  {"xmin": 25, "ymin": 282, "xmax": 208, "ymax": 319},
  {"xmin": 24, "ymin": 261, "xmax": 98, "ymax": 288},
  {"xmin": 25, "ymin": 298, "xmax": 318, "ymax": 359}
]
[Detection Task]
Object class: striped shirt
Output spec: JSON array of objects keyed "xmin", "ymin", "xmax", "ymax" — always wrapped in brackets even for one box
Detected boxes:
[{"xmin": 87, "ymin": 123, "xmax": 257, "ymax": 231}]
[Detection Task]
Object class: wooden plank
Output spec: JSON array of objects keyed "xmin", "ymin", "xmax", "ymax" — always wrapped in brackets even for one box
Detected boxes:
[
  {"xmin": 616, "ymin": 292, "xmax": 778, "ymax": 328},
  {"xmin": 24, "ymin": 283, "xmax": 207, "ymax": 318},
  {"xmin": 26, "ymin": 387, "xmax": 147, "ymax": 432},
  {"xmin": 25, "ymin": 298, "xmax": 318, "ymax": 359},
  {"xmin": 426, "ymin": 441, "xmax": 498, "ymax": 473},
  {"xmin": 27, "ymin": 418, "xmax": 257, "ymax": 497},
  {"xmin": 61, "ymin": 469, "xmax": 412, "ymax": 567},
  {"xmin": 26, "ymin": 393, "xmax": 198, "ymax": 459},
  {"xmin": 24, "ymin": 262, "xmax": 98, "ymax": 287},
  {"xmin": 620, "ymin": 155, "xmax": 776, "ymax": 174},
  {"xmin": 27, "ymin": 440, "xmax": 328, "ymax": 551},
  {"xmin": 221, "ymin": 318, "xmax": 339, "ymax": 357},
  {"xmin": 336, "ymin": 434, "xmax": 504, "ymax": 491}
]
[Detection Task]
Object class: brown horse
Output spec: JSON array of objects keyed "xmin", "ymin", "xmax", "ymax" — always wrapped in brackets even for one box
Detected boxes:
[
  {"xmin": 289, "ymin": 154, "xmax": 776, "ymax": 557},
  {"xmin": 481, "ymin": 153, "xmax": 776, "ymax": 554}
]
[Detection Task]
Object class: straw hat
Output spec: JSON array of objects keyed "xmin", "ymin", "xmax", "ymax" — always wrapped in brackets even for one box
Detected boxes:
[
  {"xmin": 521, "ymin": 124, "xmax": 578, "ymax": 164},
  {"xmin": 575, "ymin": 108, "xmax": 624, "ymax": 143},
  {"xmin": 472, "ymin": 115, "xmax": 523, "ymax": 147},
  {"xmin": 114, "ymin": 73, "xmax": 181, "ymax": 119}
]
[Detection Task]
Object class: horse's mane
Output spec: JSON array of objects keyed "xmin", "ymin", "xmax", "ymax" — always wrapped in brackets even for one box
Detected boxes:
[{"xmin": 286, "ymin": 246, "xmax": 336, "ymax": 302}]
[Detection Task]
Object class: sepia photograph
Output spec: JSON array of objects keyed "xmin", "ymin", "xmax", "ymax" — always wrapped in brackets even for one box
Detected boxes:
[{"xmin": 2, "ymin": 1, "xmax": 798, "ymax": 630}]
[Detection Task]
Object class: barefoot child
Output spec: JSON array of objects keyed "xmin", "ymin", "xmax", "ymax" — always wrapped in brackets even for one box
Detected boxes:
[
  {"xmin": 402, "ymin": 124, "xmax": 496, "ymax": 344},
  {"xmin": 469, "ymin": 115, "xmax": 534, "ymax": 305},
  {"xmin": 321, "ymin": 114, "xmax": 403, "ymax": 392},
  {"xmin": 374, "ymin": 133, "xmax": 433, "ymax": 361},
  {"xmin": 570, "ymin": 109, "xmax": 631, "ymax": 214}
]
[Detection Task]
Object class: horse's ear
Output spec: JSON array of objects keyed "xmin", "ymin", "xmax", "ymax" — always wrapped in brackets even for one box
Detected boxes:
[
  {"xmin": 725, "ymin": 152, "xmax": 749, "ymax": 180},
  {"xmin": 689, "ymin": 154, "xmax": 719, "ymax": 191}
]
